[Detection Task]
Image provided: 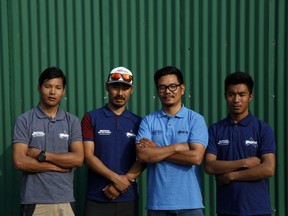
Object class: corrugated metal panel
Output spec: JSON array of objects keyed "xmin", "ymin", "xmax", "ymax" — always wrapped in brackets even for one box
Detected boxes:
[{"xmin": 0, "ymin": 0, "xmax": 287, "ymax": 215}]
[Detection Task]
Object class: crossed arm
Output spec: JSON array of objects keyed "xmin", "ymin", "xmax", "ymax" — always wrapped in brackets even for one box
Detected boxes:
[
  {"xmin": 136, "ymin": 138, "xmax": 206, "ymax": 166},
  {"xmin": 84, "ymin": 141, "xmax": 145, "ymax": 200},
  {"xmin": 204, "ymin": 153, "xmax": 275, "ymax": 185},
  {"xmin": 12, "ymin": 141, "xmax": 84, "ymax": 173}
]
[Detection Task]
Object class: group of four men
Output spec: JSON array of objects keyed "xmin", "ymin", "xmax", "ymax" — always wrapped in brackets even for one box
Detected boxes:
[{"xmin": 12, "ymin": 66, "xmax": 276, "ymax": 216}]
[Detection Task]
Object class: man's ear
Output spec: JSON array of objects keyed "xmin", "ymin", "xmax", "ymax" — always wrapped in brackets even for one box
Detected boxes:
[{"xmin": 181, "ymin": 84, "xmax": 185, "ymax": 95}]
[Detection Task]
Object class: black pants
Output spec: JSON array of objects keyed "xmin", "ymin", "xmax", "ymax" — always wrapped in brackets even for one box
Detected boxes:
[
  {"xmin": 218, "ymin": 214, "xmax": 271, "ymax": 216},
  {"xmin": 85, "ymin": 200, "xmax": 138, "ymax": 216}
]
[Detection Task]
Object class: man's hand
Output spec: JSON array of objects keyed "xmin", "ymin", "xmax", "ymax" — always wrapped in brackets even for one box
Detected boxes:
[
  {"xmin": 242, "ymin": 157, "xmax": 261, "ymax": 169},
  {"xmin": 137, "ymin": 138, "xmax": 158, "ymax": 148},
  {"xmin": 103, "ymin": 175, "xmax": 135, "ymax": 199},
  {"xmin": 103, "ymin": 184, "xmax": 121, "ymax": 200},
  {"xmin": 175, "ymin": 142, "xmax": 190, "ymax": 152},
  {"xmin": 26, "ymin": 148, "xmax": 41, "ymax": 159},
  {"xmin": 112, "ymin": 174, "xmax": 133, "ymax": 193},
  {"xmin": 52, "ymin": 166, "xmax": 72, "ymax": 173},
  {"xmin": 216, "ymin": 172, "xmax": 232, "ymax": 186}
]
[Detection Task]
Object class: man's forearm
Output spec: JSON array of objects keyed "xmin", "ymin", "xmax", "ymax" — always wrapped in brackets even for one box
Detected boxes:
[
  {"xmin": 126, "ymin": 161, "xmax": 146, "ymax": 180},
  {"xmin": 165, "ymin": 150, "xmax": 203, "ymax": 165},
  {"xmin": 136, "ymin": 144, "xmax": 181, "ymax": 163},
  {"xmin": 45, "ymin": 151, "xmax": 83, "ymax": 168},
  {"xmin": 205, "ymin": 156, "xmax": 261, "ymax": 175},
  {"xmin": 14, "ymin": 156, "xmax": 70, "ymax": 173}
]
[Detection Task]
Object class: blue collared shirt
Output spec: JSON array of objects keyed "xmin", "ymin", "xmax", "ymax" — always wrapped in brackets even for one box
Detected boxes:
[{"xmin": 136, "ymin": 105, "xmax": 208, "ymax": 210}]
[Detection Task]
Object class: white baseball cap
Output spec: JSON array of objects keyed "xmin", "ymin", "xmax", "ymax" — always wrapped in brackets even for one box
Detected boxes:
[{"xmin": 106, "ymin": 66, "xmax": 133, "ymax": 86}]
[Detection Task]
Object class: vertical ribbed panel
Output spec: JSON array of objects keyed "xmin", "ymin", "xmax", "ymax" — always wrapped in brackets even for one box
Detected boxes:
[{"xmin": 1, "ymin": 0, "xmax": 287, "ymax": 215}]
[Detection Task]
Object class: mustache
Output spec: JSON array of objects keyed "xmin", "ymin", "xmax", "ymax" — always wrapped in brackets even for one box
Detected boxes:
[
  {"xmin": 114, "ymin": 96, "xmax": 125, "ymax": 100},
  {"xmin": 163, "ymin": 95, "xmax": 174, "ymax": 99}
]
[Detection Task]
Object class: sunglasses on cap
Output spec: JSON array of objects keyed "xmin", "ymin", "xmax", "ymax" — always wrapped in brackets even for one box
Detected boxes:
[{"xmin": 110, "ymin": 73, "xmax": 133, "ymax": 83}]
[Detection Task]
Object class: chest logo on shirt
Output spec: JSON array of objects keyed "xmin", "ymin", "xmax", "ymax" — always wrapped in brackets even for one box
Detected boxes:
[
  {"xmin": 178, "ymin": 130, "xmax": 188, "ymax": 134},
  {"xmin": 218, "ymin": 139, "xmax": 229, "ymax": 146},
  {"xmin": 126, "ymin": 131, "xmax": 136, "ymax": 138},
  {"xmin": 245, "ymin": 138, "xmax": 258, "ymax": 148},
  {"xmin": 59, "ymin": 131, "xmax": 69, "ymax": 139},
  {"xmin": 152, "ymin": 130, "xmax": 163, "ymax": 135},
  {"xmin": 98, "ymin": 129, "xmax": 112, "ymax": 135},
  {"xmin": 32, "ymin": 131, "xmax": 45, "ymax": 137}
]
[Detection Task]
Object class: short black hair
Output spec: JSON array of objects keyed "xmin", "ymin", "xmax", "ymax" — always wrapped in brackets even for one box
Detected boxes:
[
  {"xmin": 154, "ymin": 66, "xmax": 184, "ymax": 87},
  {"xmin": 225, "ymin": 71, "xmax": 254, "ymax": 94},
  {"xmin": 38, "ymin": 67, "xmax": 66, "ymax": 87}
]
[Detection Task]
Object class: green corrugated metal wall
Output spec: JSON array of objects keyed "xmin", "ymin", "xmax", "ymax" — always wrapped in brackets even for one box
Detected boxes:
[{"xmin": 0, "ymin": 0, "xmax": 287, "ymax": 215}]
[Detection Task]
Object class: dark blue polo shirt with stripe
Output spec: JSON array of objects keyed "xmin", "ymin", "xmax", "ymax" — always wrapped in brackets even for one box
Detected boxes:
[{"xmin": 82, "ymin": 105, "xmax": 141, "ymax": 202}]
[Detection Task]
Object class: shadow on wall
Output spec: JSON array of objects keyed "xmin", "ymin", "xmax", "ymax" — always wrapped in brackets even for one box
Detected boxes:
[
  {"xmin": 0, "ymin": 145, "xmax": 21, "ymax": 215},
  {"xmin": 74, "ymin": 166, "xmax": 87, "ymax": 216}
]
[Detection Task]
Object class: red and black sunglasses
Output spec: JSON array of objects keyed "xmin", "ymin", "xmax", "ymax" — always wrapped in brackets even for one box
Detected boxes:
[{"xmin": 110, "ymin": 73, "xmax": 133, "ymax": 83}]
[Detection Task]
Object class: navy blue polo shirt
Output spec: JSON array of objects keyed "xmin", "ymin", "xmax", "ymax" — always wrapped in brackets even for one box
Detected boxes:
[
  {"xmin": 82, "ymin": 105, "xmax": 141, "ymax": 202},
  {"xmin": 206, "ymin": 113, "xmax": 276, "ymax": 215}
]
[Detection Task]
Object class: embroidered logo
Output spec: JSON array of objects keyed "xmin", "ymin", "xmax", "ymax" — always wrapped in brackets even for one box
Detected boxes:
[
  {"xmin": 59, "ymin": 131, "xmax": 69, "ymax": 139},
  {"xmin": 218, "ymin": 139, "xmax": 229, "ymax": 146},
  {"xmin": 245, "ymin": 138, "xmax": 258, "ymax": 148},
  {"xmin": 178, "ymin": 130, "xmax": 188, "ymax": 134},
  {"xmin": 32, "ymin": 131, "xmax": 45, "ymax": 137},
  {"xmin": 98, "ymin": 130, "xmax": 112, "ymax": 135},
  {"xmin": 126, "ymin": 131, "xmax": 136, "ymax": 138},
  {"xmin": 152, "ymin": 130, "xmax": 163, "ymax": 135}
]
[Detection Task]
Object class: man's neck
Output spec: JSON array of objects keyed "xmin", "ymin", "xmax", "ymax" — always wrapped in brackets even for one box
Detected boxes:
[
  {"xmin": 39, "ymin": 104, "xmax": 59, "ymax": 118},
  {"xmin": 107, "ymin": 103, "xmax": 126, "ymax": 116},
  {"xmin": 162, "ymin": 104, "xmax": 182, "ymax": 116},
  {"xmin": 229, "ymin": 111, "xmax": 249, "ymax": 124}
]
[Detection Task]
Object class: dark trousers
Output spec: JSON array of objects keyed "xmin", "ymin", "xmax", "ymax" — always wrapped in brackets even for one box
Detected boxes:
[
  {"xmin": 218, "ymin": 214, "xmax": 271, "ymax": 216},
  {"xmin": 85, "ymin": 200, "xmax": 138, "ymax": 216}
]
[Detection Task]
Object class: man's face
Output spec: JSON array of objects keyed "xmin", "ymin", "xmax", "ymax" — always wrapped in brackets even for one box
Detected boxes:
[
  {"xmin": 157, "ymin": 74, "xmax": 184, "ymax": 108},
  {"xmin": 106, "ymin": 83, "xmax": 133, "ymax": 108},
  {"xmin": 38, "ymin": 78, "xmax": 65, "ymax": 108},
  {"xmin": 225, "ymin": 83, "xmax": 253, "ymax": 119}
]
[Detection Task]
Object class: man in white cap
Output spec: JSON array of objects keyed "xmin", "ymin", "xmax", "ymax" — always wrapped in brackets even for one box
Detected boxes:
[{"xmin": 81, "ymin": 66, "xmax": 145, "ymax": 216}]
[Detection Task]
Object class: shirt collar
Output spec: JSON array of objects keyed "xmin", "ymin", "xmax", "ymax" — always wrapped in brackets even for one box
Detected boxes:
[
  {"xmin": 35, "ymin": 104, "xmax": 66, "ymax": 120},
  {"xmin": 224, "ymin": 112, "xmax": 254, "ymax": 126},
  {"xmin": 103, "ymin": 104, "xmax": 130, "ymax": 118},
  {"xmin": 158, "ymin": 104, "xmax": 186, "ymax": 118}
]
